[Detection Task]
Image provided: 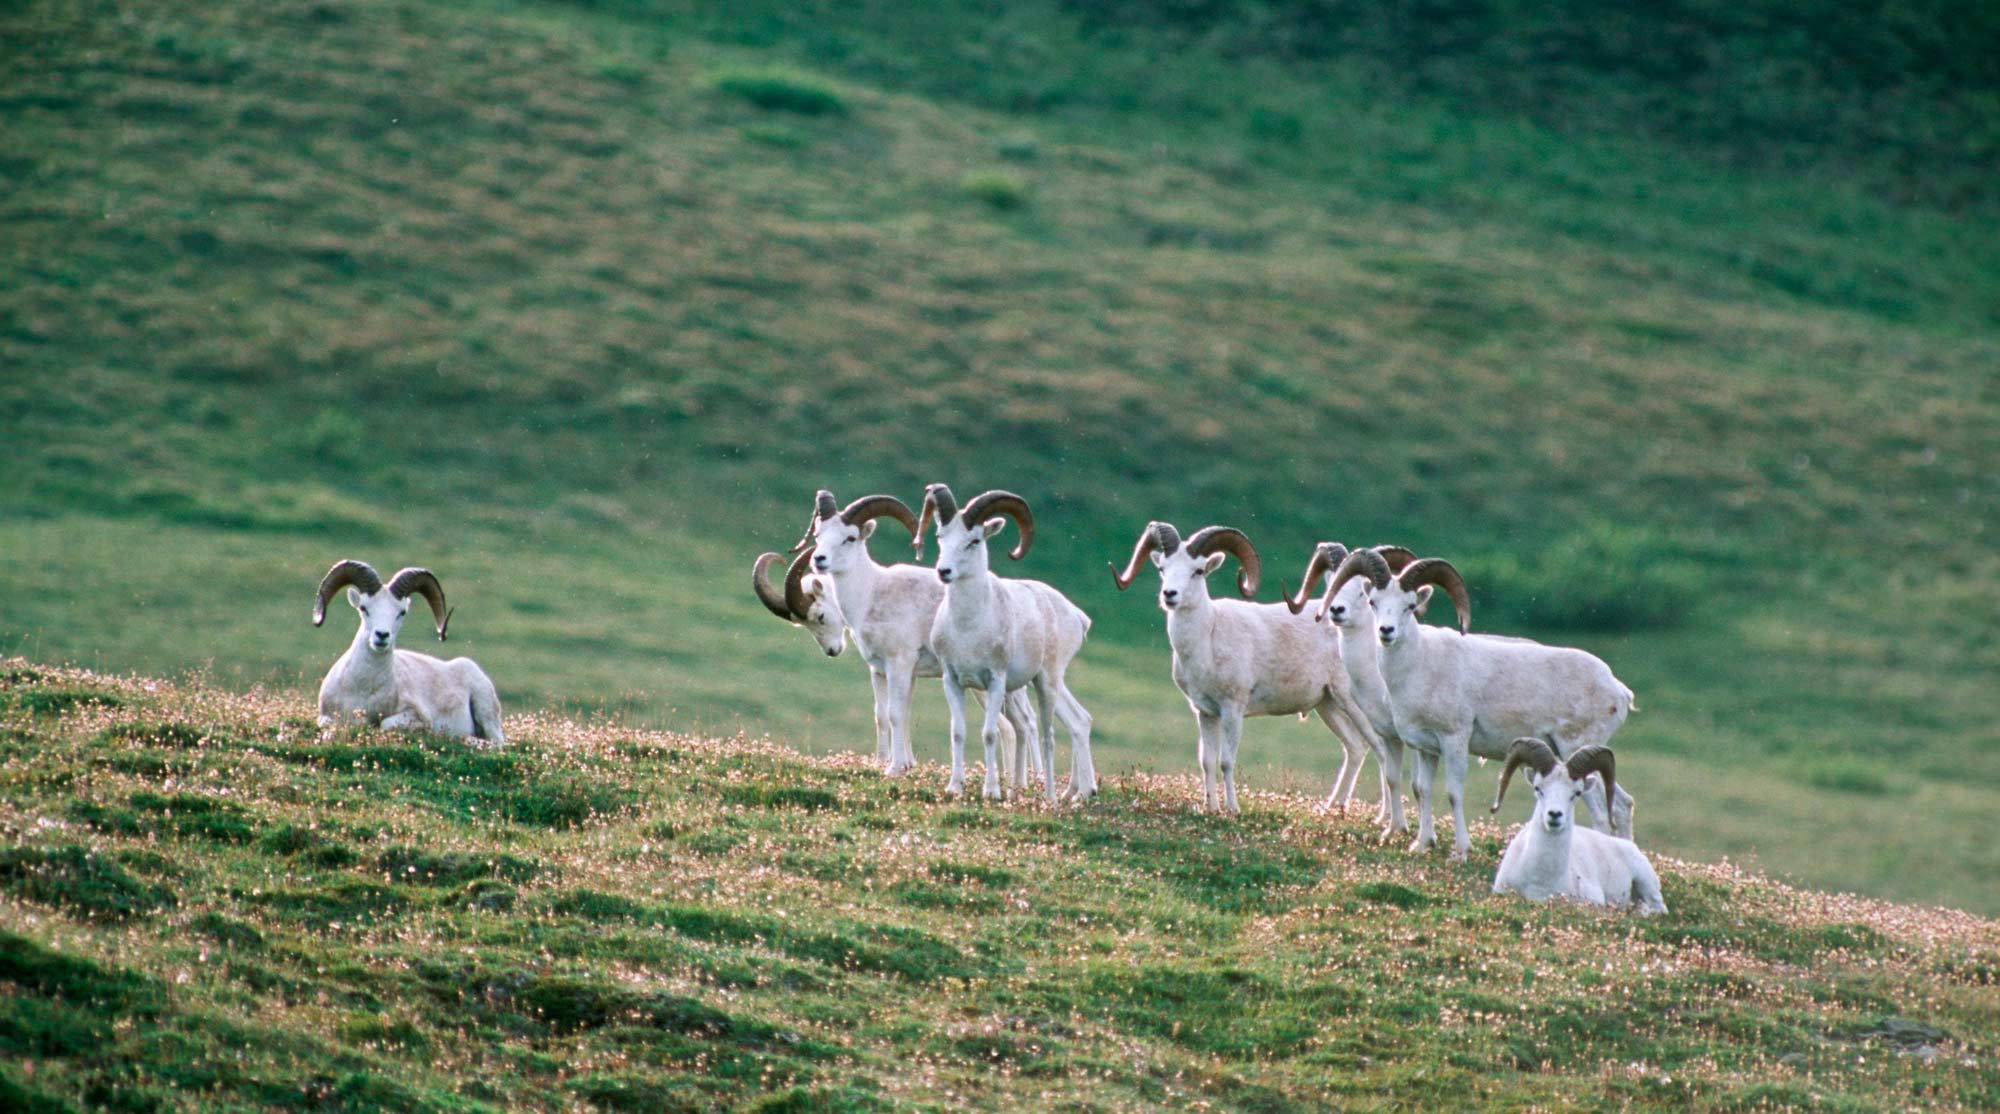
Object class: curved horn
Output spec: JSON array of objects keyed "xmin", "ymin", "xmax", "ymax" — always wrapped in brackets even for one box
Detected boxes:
[
  {"xmin": 386, "ymin": 567, "xmax": 451, "ymax": 641},
  {"xmin": 839, "ymin": 494, "xmax": 920, "ymax": 537},
  {"xmin": 751, "ymin": 552, "xmax": 796, "ymax": 621},
  {"xmin": 782, "ymin": 547, "xmax": 815, "ymax": 620},
  {"xmin": 313, "ymin": 560, "xmax": 382, "ymax": 627},
  {"xmin": 1491, "ymin": 737, "xmax": 1561, "ymax": 813},
  {"xmin": 1564, "ymin": 746, "xmax": 1617, "ymax": 828},
  {"xmin": 1398, "ymin": 557, "xmax": 1471, "ymax": 635},
  {"xmin": 792, "ymin": 490, "xmax": 841, "ymax": 554},
  {"xmin": 960, "ymin": 490, "xmax": 1034, "ymax": 560},
  {"xmin": 1185, "ymin": 526, "xmax": 1260, "ymax": 598},
  {"xmin": 1284, "ymin": 542, "xmax": 1348, "ymax": 614},
  {"xmin": 1315, "ymin": 547, "xmax": 1392, "ymax": 622},
  {"xmin": 1372, "ymin": 545, "xmax": 1418, "ymax": 575},
  {"xmin": 914, "ymin": 483, "xmax": 958, "ymax": 555},
  {"xmin": 1110, "ymin": 522, "xmax": 1180, "ymax": 591}
]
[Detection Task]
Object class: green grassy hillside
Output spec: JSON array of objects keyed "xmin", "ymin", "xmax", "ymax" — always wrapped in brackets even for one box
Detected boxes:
[
  {"xmin": 3, "ymin": 664, "xmax": 1997, "ymax": 1111},
  {"xmin": 1, "ymin": 0, "xmax": 1996, "ymax": 912}
]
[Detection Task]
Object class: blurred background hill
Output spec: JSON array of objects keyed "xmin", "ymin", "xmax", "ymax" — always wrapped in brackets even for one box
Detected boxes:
[{"xmin": 2, "ymin": 0, "xmax": 1995, "ymax": 910}]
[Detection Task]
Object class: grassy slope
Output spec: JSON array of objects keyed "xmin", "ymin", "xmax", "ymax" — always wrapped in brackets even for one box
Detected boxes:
[
  {"xmin": 3, "ymin": 663, "xmax": 1997, "ymax": 1112},
  {"xmin": 1, "ymin": 0, "xmax": 1996, "ymax": 912}
]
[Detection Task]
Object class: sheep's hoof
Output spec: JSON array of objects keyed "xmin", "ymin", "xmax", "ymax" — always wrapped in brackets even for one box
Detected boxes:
[
  {"xmin": 982, "ymin": 783, "xmax": 1003, "ymax": 802},
  {"xmin": 1447, "ymin": 847, "xmax": 1470, "ymax": 864},
  {"xmin": 945, "ymin": 780, "xmax": 965, "ymax": 797},
  {"xmin": 1407, "ymin": 837, "xmax": 1431, "ymax": 854}
]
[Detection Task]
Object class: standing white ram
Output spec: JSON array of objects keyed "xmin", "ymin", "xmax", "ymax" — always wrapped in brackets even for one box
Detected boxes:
[
  {"xmin": 1111, "ymin": 523, "xmax": 1388, "ymax": 819},
  {"xmin": 1318, "ymin": 553, "xmax": 1637, "ymax": 860},
  {"xmin": 312, "ymin": 560, "xmax": 503, "ymax": 746},
  {"xmin": 919, "ymin": 484, "xmax": 1097, "ymax": 803}
]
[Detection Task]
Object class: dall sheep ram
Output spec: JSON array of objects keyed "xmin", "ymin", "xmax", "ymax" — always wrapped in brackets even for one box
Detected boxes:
[
  {"xmin": 1112, "ymin": 523, "xmax": 1387, "ymax": 818},
  {"xmin": 751, "ymin": 540, "xmax": 1042, "ymax": 785},
  {"xmin": 1319, "ymin": 551, "xmax": 1637, "ymax": 860},
  {"xmin": 919, "ymin": 485, "xmax": 1097, "ymax": 802},
  {"xmin": 312, "ymin": 560, "xmax": 503, "ymax": 746},
  {"xmin": 1491, "ymin": 739, "xmax": 1665, "ymax": 914}
]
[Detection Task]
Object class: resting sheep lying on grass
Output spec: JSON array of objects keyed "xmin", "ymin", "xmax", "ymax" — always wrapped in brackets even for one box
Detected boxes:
[
  {"xmin": 1490, "ymin": 739, "xmax": 1664, "ymax": 914},
  {"xmin": 312, "ymin": 559, "xmax": 503, "ymax": 746}
]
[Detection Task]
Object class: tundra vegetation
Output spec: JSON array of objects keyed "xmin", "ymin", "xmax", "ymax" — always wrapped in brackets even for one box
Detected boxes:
[
  {"xmin": 2, "ymin": 663, "xmax": 1996, "ymax": 1111},
  {"xmin": 0, "ymin": 0, "xmax": 1995, "ymax": 918}
]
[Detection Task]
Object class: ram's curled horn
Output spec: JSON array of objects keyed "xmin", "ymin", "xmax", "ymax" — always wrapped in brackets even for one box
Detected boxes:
[
  {"xmin": 1284, "ymin": 542, "xmax": 1349, "ymax": 614},
  {"xmin": 790, "ymin": 489, "xmax": 840, "ymax": 554},
  {"xmin": 1110, "ymin": 521, "xmax": 1179, "ymax": 590},
  {"xmin": 1491, "ymin": 737, "xmax": 1562, "ymax": 813},
  {"xmin": 1372, "ymin": 545, "xmax": 1418, "ymax": 575},
  {"xmin": 960, "ymin": 490, "xmax": 1035, "ymax": 560},
  {"xmin": 386, "ymin": 567, "xmax": 452, "ymax": 641},
  {"xmin": 838, "ymin": 494, "xmax": 920, "ymax": 537},
  {"xmin": 1315, "ymin": 547, "xmax": 1393, "ymax": 622},
  {"xmin": 751, "ymin": 552, "xmax": 796, "ymax": 621},
  {"xmin": 782, "ymin": 546, "xmax": 816, "ymax": 621},
  {"xmin": 313, "ymin": 560, "xmax": 383, "ymax": 627},
  {"xmin": 1564, "ymin": 746, "xmax": 1617, "ymax": 829},
  {"xmin": 1397, "ymin": 557, "xmax": 1472, "ymax": 635},
  {"xmin": 1184, "ymin": 526, "xmax": 1260, "ymax": 597},
  {"xmin": 913, "ymin": 483, "xmax": 959, "ymax": 553}
]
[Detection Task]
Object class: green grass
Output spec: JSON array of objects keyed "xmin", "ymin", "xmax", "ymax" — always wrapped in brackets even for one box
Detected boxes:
[
  {"xmin": 1, "ymin": 663, "xmax": 1995, "ymax": 1111},
  {"xmin": 0, "ymin": 0, "xmax": 1995, "ymax": 921}
]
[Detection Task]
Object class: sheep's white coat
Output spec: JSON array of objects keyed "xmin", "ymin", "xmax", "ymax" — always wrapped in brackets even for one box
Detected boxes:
[
  {"xmin": 1493, "ymin": 765, "xmax": 1665, "ymax": 914},
  {"xmin": 318, "ymin": 586, "xmax": 503, "ymax": 746},
  {"xmin": 1370, "ymin": 579, "xmax": 1636, "ymax": 860}
]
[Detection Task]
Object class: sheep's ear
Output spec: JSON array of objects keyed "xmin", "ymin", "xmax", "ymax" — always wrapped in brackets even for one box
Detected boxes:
[
  {"xmin": 981, "ymin": 518, "xmax": 1006, "ymax": 539},
  {"xmin": 1198, "ymin": 552, "xmax": 1226, "ymax": 575},
  {"xmin": 1412, "ymin": 584, "xmax": 1434, "ymax": 616},
  {"xmin": 1149, "ymin": 549, "xmax": 1166, "ymax": 568},
  {"xmin": 346, "ymin": 587, "xmax": 364, "ymax": 609},
  {"xmin": 859, "ymin": 520, "xmax": 877, "ymax": 541}
]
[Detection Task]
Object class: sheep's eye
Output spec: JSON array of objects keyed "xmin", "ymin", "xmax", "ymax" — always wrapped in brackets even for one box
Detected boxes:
[{"xmin": 968, "ymin": 537, "xmax": 981, "ymax": 547}]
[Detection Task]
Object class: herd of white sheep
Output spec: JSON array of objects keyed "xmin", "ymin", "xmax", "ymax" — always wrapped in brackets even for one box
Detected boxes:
[{"xmin": 309, "ymin": 486, "xmax": 1666, "ymax": 916}]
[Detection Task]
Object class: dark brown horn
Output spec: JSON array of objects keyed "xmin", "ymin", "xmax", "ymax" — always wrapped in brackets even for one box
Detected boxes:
[
  {"xmin": 914, "ymin": 483, "xmax": 958, "ymax": 555},
  {"xmin": 1491, "ymin": 737, "xmax": 1561, "ymax": 813},
  {"xmin": 1284, "ymin": 542, "xmax": 1348, "ymax": 614},
  {"xmin": 386, "ymin": 567, "xmax": 451, "ymax": 641},
  {"xmin": 313, "ymin": 560, "xmax": 382, "ymax": 627},
  {"xmin": 1564, "ymin": 746, "xmax": 1617, "ymax": 828},
  {"xmin": 751, "ymin": 552, "xmax": 796, "ymax": 621},
  {"xmin": 839, "ymin": 494, "xmax": 920, "ymax": 537},
  {"xmin": 1372, "ymin": 545, "xmax": 1418, "ymax": 575},
  {"xmin": 782, "ymin": 547, "xmax": 815, "ymax": 620},
  {"xmin": 960, "ymin": 490, "xmax": 1034, "ymax": 560},
  {"xmin": 1398, "ymin": 557, "xmax": 1471, "ymax": 635},
  {"xmin": 1110, "ymin": 522, "xmax": 1180, "ymax": 590},
  {"xmin": 1185, "ymin": 526, "xmax": 1260, "ymax": 598},
  {"xmin": 1315, "ymin": 547, "xmax": 1392, "ymax": 622},
  {"xmin": 792, "ymin": 489, "xmax": 841, "ymax": 554}
]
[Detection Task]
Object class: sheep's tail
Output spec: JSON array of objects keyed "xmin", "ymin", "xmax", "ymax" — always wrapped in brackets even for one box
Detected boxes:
[{"xmin": 469, "ymin": 678, "xmax": 505, "ymax": 747}]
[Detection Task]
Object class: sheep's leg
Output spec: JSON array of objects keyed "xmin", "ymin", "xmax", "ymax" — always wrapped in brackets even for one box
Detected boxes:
[
  {"xmin": 1029, "ymin": 675, "xmax": 1059, "ymax": 803},
  {"xmin": 1326, "ymin": 703, "xmax": 1405, "ymax": 837},
  {"xmin": 886, "ymin": 659, "xmax": 920, "ymax": 776},
  {"xmin": 1441, "ymin": 736, "xmax": 1472, "ymax": 863},
  {"xmin": 1409, "ymin": 746, "xmax": 1440, "ymax": 853},
  {"xmin": 1050, "ymin": 678, "xmax": 1096, "ymax": 801},
  {"xmin": 1313, "ymin": 702, "xmax": 1374, "ymax": 814},
  {"xmin": 941, "ymin": 672, "xmax": 969, "ymax": 797},
  {"xmin": 467, "ymin": 672, "xmax": 505, "ymax": 748},
  {"xmin": 1003, "ymin": 690, "xmax": 1040, "ymax": 790},
  {"xmin": 1218, "ymin": 704, "xmax": 1246, "ymax": 817},
  {"xmin": 1195, "ymin": 710, "xmax": 1221, "ymax": 812},
  {"xmin": 868, "ymin": 668, "xmax": 894, "ymax": 770},
  {"xmin": 380, "ymin": 710, "xmax": 423, "ymax": 732},
  {"xmin": 979, "ymin": 679, "xmax": 1008, "ymax": 801}
]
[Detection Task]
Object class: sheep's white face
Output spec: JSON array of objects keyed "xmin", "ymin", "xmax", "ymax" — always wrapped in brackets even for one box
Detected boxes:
[
  {"xmin": 1320, "ymin": 573, "xmax": 1374, "ymax": 631},
  {"xmin": 347, "ymin": 587, "xmax": 409, "ymax": 654},
  {"xmin": 796, "ymin": 575, "xmax": 847, "ymax": 656},
  {"xmin": 809, "ymin": 517, "xmax": 877, "ymax": 576},
  {"xmin": 1530, "ymin": 767, "xmax": 1597, "ymax": 834},
  {"xmin": 1371, "ymin": 582, "xmax": 1433, "ymax": 647},
  {"xmin": 933, "ymin": 517, "xmax": 1003, "ymax": 585},
  {"xmin": 1152, "ymin": 548, "xmax": 1224, "ymax": 612}
]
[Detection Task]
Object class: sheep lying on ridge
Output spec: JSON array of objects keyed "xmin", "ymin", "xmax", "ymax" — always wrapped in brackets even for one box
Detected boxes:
[
  {"xmin": 312, "ymin": 560, "xmax": 502, "ymax": 746},
  {"xmin": 1490, "ymin": 739, "xmax": 1665, "ymax": 914}
]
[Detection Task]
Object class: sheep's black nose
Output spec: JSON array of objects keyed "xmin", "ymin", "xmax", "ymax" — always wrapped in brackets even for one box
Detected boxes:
[
  {"xmin": 1330, "ymin": 607, "xmax": 1346, "ymax": 620},
  {"xmin": 1548, "ymin": 811, "xmax": 1563, "ymax": 823},
  {"xmin": 813, "ymin": 556, "xmax": 828, "ymax": 571},
  {"xmin": 938, "ymin": 569, "xmax": 953, "ymax": 583},
  {"xmin": 1379, "ymin": 626, "xmax": 1395, "ymax": 639},
  {"xmin": 1161, "ymin": 590, "xmax": 1178, "ymax": 603}
]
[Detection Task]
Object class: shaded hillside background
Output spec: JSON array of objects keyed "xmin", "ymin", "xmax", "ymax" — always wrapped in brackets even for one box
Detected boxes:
[{"xmin": 2, "ymin": 0, "xmax": 1996, "ymax": 909}]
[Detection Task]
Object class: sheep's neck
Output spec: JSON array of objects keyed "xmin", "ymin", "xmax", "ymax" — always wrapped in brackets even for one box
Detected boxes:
[
  {"xmin": 1514, "ymin": 820, "xmax": 1574, "ymax": 898},
  {"xmin": 1336, "ymin": 621, "xmax": 1394, "ymax": 729},
  {"xmin": 942, "ymin": 573, "xmax": 998, "ymax": 629},
  {"xmin": 1163, "ymin": 592, "xmax": 1216, "ymax": 661},
  {"xmin": 340, "ymin": 625, "xmax": 397, "ymax": 697},
  {"xmin": 826, "ymin": 552, "xmax": 885, "ymax": 620}
]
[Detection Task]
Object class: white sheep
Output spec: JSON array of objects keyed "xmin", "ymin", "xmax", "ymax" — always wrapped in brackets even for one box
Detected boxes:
[
  {"xmin": 1281, "ymin": 542, "xmax": 1415, "ymax": 836},
  {"xmin": 1319, "ymin": 553, "xmax": 1637, "ymax": 860},
  {"xmin": 312, "ymin": 560, "xmax": 503, "ymax": 746},
  {"xmin": 1490, "ymin": 739, "xmax": 1665, "ymax": 914},
  {"xmin": 919, "ymin": 484, "xmax": 1097, "ymax": 802},
  {"xmin": 1111, "ymin": 523, "xmax": 1387, "ymax": 818},
  {"xmin": 751, "ymin": 540, "xmax": 1042, "ymax": 785}
]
